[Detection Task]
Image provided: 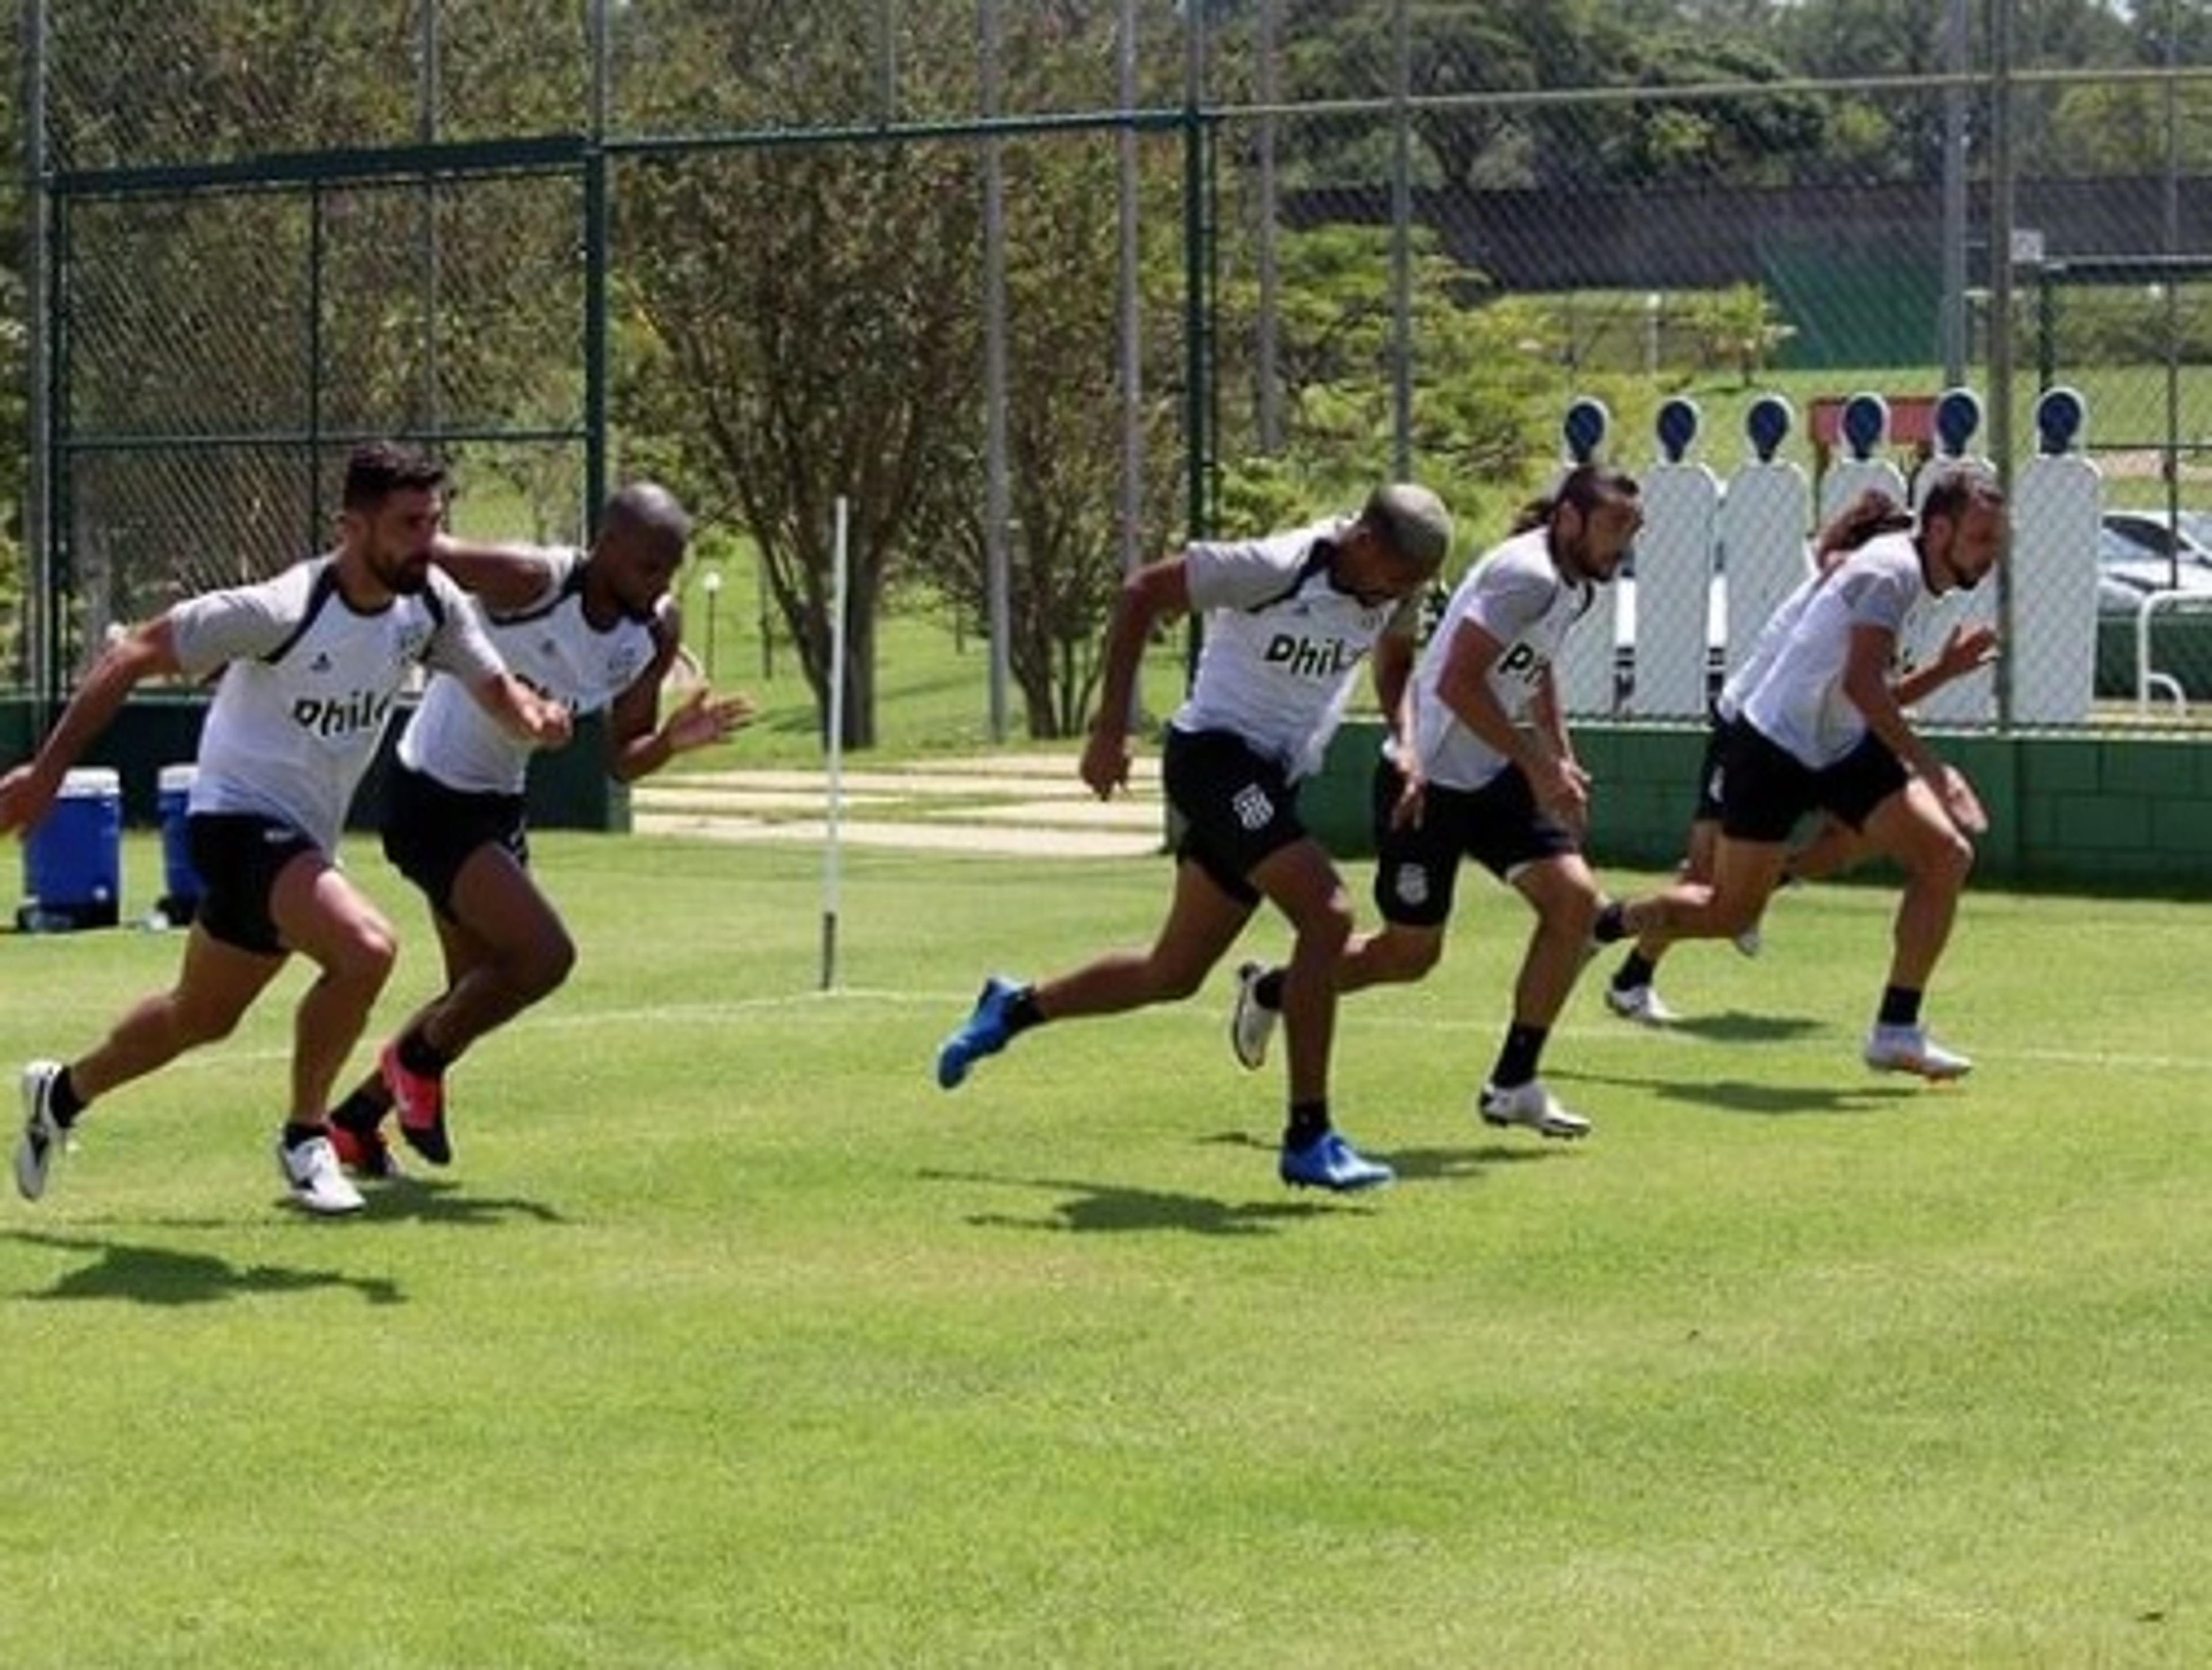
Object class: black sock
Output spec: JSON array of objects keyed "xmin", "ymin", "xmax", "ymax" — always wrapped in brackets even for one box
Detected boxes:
[
  {"xmin": 1283, "ymin": 1099, "xmax": 1330, "ymax": 1149},
  {"xmin": 1004, "ymin": 986, "xmax": 1044, "ymax": 1035},
  {"xmin": 281, "ymin": 1120, "xmax": 328, "ymax": 1150},
  {"xmin": 1591, "ymin": 900, "xmax": 1630, "ymax": 945},
  {"xmin": 1491, "ymin": 1024, "xmax": 1548, "ymax": 1090},
  {"xmin": 1877, "ymin": 985, "xmax": 1923, "ymax": 1028},
  {"xmin": 1612, "ymin": 951, "xmax": 1657, "ymax": 992},
  {"xmin": 1254, "ymin": 968, "xmax": 1286, "ymax": 1009},
  {"xmin": 48, "ymin": 1067, "xmax": 86, "ymax": 1127},
  {"xmin": 329, "ymin": 1088, "xmax": 388, "ymax": 1135},
  {"xmin": 397, "ymin": 1029, "xmax": 450, "ymax": 1078}
]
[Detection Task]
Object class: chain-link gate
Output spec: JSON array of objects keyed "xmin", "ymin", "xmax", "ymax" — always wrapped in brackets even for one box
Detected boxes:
[{"xmin": 13, "ymin": 0, "xmax": 2212, "ymax": 736}]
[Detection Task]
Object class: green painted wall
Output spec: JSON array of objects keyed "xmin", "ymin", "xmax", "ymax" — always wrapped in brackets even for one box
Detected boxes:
[
  {"xmin": 1301, "ymin": 721, "xmax": 2212, "ymax": 894},
  {"xmin": 0, "ymin": 697, "xmax": 628, "ymax": 832}
]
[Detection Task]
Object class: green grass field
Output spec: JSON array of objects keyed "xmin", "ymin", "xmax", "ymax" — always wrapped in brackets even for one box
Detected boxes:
[{"xmin": 2, "ymin": 833, "xmax": 2209, "ymax": 1668}]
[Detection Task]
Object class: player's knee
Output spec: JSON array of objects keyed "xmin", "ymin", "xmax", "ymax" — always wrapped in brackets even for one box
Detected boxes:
[
  {"xmin": 1375, "ymin": 929, "xmax": 1442, "ymax": 981},
  {"xmin": 1291, "ymin": 891, "xmax": 1357, "ymax": 960},
  {"xmin": 513, "ymin": 927, "xmax": 577, "ymax": 1004},
  {"xmin": 328, "ymin": 920, "xmax": 399, "ymax": 993},
  {"xmin": 171, "ymin": 990, "xmax": 248, "ymax": 1047}
]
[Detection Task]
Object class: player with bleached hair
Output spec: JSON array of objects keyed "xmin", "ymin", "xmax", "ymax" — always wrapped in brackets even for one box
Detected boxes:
[{"xmin": 934, "ymin": 484, "xmax": 1453, "ymax": 1192}]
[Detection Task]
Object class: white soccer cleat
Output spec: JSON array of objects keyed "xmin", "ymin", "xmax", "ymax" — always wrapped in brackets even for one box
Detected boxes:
[
  {"xmin": 276, "ymin": 1134, "xmax": 366, "ymax": 1215},
  {"xmin": 1476, "ymin": 1079, "xmax": 1593, "ymax": 1141},
  {"xmin": 15, "ymin": 1059, "xmax": 66, "ymax": 1202},
  {"xmin": 1732, "ymin": 925, "xmax": 1763, "ymax": 959},
  {"xmin": 1229, "ymin": 961, "xmax": 1279, "ymax": 1071},
  {"xmin": 1863, "ymin": 1024, "xmax": 1973, "ymax": 1082},
  {"xmin": 1603, "ymin": 982, "xmax": 1679, "ymax": 1027}
]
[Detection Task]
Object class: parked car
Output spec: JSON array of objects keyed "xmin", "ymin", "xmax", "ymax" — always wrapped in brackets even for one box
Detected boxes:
[{"xmin": 2097, "ymin": 509, "xmax": 2212, "ymax": 612}]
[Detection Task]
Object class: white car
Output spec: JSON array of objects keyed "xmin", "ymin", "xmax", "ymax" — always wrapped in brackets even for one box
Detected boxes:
[{"xmin": 2098, "ymin": 509, "xmax": 2212, "ymax": 611}]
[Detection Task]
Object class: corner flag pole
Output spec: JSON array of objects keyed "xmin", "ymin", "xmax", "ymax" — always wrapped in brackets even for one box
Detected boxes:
[{"xmin": 821, "ymin": 496, "xmax": 850, "ymax": 992}]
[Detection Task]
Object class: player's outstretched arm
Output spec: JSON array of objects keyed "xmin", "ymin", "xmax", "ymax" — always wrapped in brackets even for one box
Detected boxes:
[
  {"xmin": 0, "ymin": 619, "xmax": 180, "ymax": 835},
  {"xmin": 429, "ymin": 533, "xmax": 557, "ymax": 614}
]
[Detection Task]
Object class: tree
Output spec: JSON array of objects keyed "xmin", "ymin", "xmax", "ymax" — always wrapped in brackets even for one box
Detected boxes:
[{"xmin": 614, "ymin": 0, "xmax": 985, "ymax": 749}]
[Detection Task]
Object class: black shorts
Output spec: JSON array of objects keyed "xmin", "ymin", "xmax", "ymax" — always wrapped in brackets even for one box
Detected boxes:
[
  {"xmin": 1717, "ymin": 723, "xmax": 1909, "ymax": 845},
  {"xmin": 381, "ymin": 762, "xmax": 529, "ymax": 921},
  {"xmin": 1161, "ymin": 727, "xmax": 1308, "ymax": 907},
  {"xmin": 1692, "ymin": 713, "xmax": 1737, "ymax": 825},
  {"xmin": 1370, "ymin": 757, "xmax": 1578, "ymax": 928},
  {"xmin": 185, "ymin": 813, "xmax": 323, "ymax": 956}
]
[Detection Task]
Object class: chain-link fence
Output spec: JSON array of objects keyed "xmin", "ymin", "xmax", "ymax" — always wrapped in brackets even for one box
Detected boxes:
[{"xmin": 12, "ymin": 0, "xmax": 2212, "ymax": 738}]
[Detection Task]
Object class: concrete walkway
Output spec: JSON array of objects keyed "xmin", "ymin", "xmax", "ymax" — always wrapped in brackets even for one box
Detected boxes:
[{"xmin": 631, "ymin": 751, "xmax": 1168, "ymax": 859}]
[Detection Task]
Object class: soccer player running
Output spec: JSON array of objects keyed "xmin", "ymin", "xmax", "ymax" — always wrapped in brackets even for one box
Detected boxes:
[
  {"xmin": 933, "ymin": 484, "xmax": 1453, "ymax": 1192},
  {"xmin": 1595, "ymin": 463, "xmax": 2006, "ymax": 1079},
  {"xmin": 1230, "ymin": 464, "xmax": 1644, "ymax": 1141},
  {"xmin": 1, "ymin": 444, "xmax": 570, "ymax": 1215},
  {"xmin": 324, "ymin": 483, "xmax": 753, "ymax": 1179},
  {"xmin": 1602, "ymin": 488, "xmax": 1994, "ymax": 1024}
]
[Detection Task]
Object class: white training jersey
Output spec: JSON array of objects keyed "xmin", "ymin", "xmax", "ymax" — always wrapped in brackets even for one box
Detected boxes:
[
  {"xmin": 1737, "ymin": 532, "xmax": 1933, "ymax": 768},
  {"xmin": 1408, "ymin": 528, "xmax": 1595, "ymax": 793},
  {"xmin": 169, "ymin": 555, "xmax": 505, "ymax": 851},
  {"xmin": 1169, "ymin": 518, "xmax": 1415, "ymax": 781},
  {"xmin": 400, "ymin": 547, "xmax": 658, "ymax": 796},
  {"xmin": 1714, "ymin": 544, "xmax": 1820, "ymax": 724}
]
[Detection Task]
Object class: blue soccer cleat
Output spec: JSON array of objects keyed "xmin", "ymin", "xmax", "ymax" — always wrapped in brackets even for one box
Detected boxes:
[
  {"xmin": 1277, "ymin": 1130, "xmax": 1395, "ymax": 1192},
  {"xmin": 936, "ymin": 976, "xmax": 1025, "ymax": 1089}
]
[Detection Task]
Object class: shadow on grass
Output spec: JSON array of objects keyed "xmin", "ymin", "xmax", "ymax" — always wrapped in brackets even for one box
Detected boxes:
[
  {"xmin": 1553, "ymin": 1067, "xmax": 1930, "ymax": 1118},
  {"xmin": 924, "ymin": 1167, "xmax": 1361, "ymax": 1236},
  {"xmin": 354, "ymin": 1179, "xmax": 567, "ymax": 1226},
  {"xmin": 1202, "ymin": 1129, "xmax": 1572, "ymax": 1187},
  {"xmin": 5, "ymin": 1229, "xmax": 403, "ymax": 1307},
  {"xmin": 1662, "ymin": 1010, "xmax": 1829, "ymax": 1044}
]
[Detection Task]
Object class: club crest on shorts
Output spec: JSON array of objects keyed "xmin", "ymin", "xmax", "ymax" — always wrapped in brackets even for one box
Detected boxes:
[
  {"xmin": 1392, "ymin": 864, "xmax": 1430, "ymax": 908},
  {"xmin": 1231, "ymin": 782, "xmax": 1274, "ymax": 831}
]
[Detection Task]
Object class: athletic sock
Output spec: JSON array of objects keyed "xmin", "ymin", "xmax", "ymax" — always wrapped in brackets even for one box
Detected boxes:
[
  {"xmin": 48, "ymin": 1067, "xmax": 86, "ymax": 1127},
  {"xmin": 1254, "ymin": 968, "xmax": 1286, "ymax": 1010},
  {"xmin": 397, "ymin": 1029, "xmax": 450, "ymax": 1078},
  {"xmin": 1877, "ymin": 985, "xmax": 1923, "ymax": 1029},
  {"xmin": 1491, "ymin": 1024, "xmax": 1548, "ymax": 1090},
  {"xmin": 1612, "ymin": 951, "xmax": 1657, "ymax": 992},
  {"xmin": 281, "ymin": 1120, "xmax": 329, "ymax": 1151},
  {"xmin": 329, "ymin": 1088, "xmax": 388, "ymax": 1135},
  {"xmin": 1283, "ymin": 1099, "xmax": 1331, "ymax": 1149},
  {"xmin": 1004, "ymin": 987, "xmax": 1044, "ymax": 1035}
]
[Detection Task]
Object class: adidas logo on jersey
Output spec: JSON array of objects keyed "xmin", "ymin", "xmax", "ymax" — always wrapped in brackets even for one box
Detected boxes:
[
  {"xmin": 1262, "ymin": 634, "xmax": 1366, "ymax": 679},
  {"xmin": 290, "ymin": 690, "xmax": 395, "ymax": 739}
]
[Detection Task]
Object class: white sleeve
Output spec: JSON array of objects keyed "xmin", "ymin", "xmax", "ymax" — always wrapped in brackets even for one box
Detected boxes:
[
  {"xmin": 1183, "ymin": 528, "xmax": 1319, "ymax": 612},
  {"xmin": 165, "ymin": 575, "xmax": 301, "ymax": 680},
  {"xmin": 1464, "ymin": 551, "xmax": 1554, "ymax": 644}
]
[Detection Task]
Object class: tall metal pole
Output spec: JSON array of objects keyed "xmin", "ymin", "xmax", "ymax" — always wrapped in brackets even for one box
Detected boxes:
[
  {"xmin": 1117, "ymin": 0, "xmax": 1142, "ymax": 599},
  {"xmin": 1987, "ymin": 0, "xmax": 2017, "ymax": 730},
  {"xmin": 584, "ymin": 0, "xmax": 611, "ymax": 533},
  {"xmin": 21, "ymin": 0, "xmax": 52, "ymax": 717},
  {"xmin": 1256, "ymin": 0, "xmax": 1282, "ymax": 455},
  {"xmin": 420, "ymin": 0, "xmax": 441, "ymax": 439},
  {"xmin": 1940, "ymin": 0, "xmax": 1969, "ymax": 385},
  {"xmin": 2162, "ymin": 0, "xmax": 2183, "ymax": 573},
  {"xmin": 981, "ymin": 0, "xmax": 1012, "ymax": 743},
  {"xmin": 1389, "ymin": 0, "xmax": 1413, "ymax": 479}
]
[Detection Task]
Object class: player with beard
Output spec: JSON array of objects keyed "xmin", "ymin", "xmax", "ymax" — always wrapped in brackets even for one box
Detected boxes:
[
  {"xmin": 1, "ymin": 443, "xmax": 570, "ymax": 1215},
  {"xmin": 1593, "ymin": 463, "xmax": 2008, "ymax": 1081},
  {"xmin": 1230, "ymin": 464, "xmax": 1645, "ymax": 1139},
  {"xmin": 324, "ymin": 483, "xmax": 753, "ymax": 1179}
]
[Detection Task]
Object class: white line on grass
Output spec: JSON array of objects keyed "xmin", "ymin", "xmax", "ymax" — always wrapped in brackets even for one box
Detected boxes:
[{"xmin": 127, "ymin": 986, "xmax": 2211, "ymax": 1078}]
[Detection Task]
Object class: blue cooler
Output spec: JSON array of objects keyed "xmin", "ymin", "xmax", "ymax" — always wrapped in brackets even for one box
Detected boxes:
[
  {"xmin": 19, "ymin": 766, "xmax": 123, "ymax": 931},
  {"xmin": 157, "ymin": 763, "xmax": 203, "ymax": 925}
]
